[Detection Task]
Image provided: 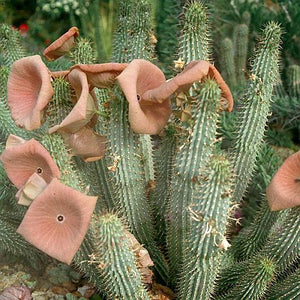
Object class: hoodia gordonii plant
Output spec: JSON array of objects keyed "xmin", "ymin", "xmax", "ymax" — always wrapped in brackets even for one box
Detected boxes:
[{"xmin": 1, "ymin": 1, "xmax": 299, "ymax": 299}]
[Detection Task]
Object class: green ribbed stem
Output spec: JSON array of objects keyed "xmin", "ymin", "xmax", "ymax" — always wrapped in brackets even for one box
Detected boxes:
[
  {"xmin": 231, "ymin": 22, "xmax": 281, "ymax": 204},
  {"xmin": 139, "ymin": 134, "xmax": 155, "ymax": 183},
  {"xmin": 178, "ymin": 1, "xmax": 211, "ymax": 63},
  {"xmin": 230, "ymin": 200, "xmax": 279, "ymax": 261},
  {"xmin": 167, "ymin": 80, "xmax": 221, "ymax": 280},
  {"xmin": 111, "ymin": 0, "xmax": 153, "ymax": 62},
  {"xmin": 216, "ymin": 208, "xmax": 300, "ymax": 298},
  {"xmin": 273, "ymin": 77, "xmax": 288, "ymax": 98},
  {"xmin": 215, "ymin": 261, "xmax": 249, "ymax": 297},
  {"xmin": 287, "ymin": 64, "xmax": 300, "ymax": 98},
  {"xmin": 108, "ymin": 0, "xmax": 167, "ymax": 281},
  {"xmin": 230, "ymin": 143, "xmax": 282, "ymax": 261},
  {"xmin": 217, "ymin": 257, "xmax": 275, "ymax": 300},
  {"xmin": 265, "ymin": 268, "xmax": 300, "ymax": 300},
  {"xmin": 155, "ymin": 0, "xmax": 181, "ymax": 77},
  {"xmin": 178, "ymin": 152, "xmax": 233, "ymax": 300},
  {"xmin": 233, "ymin": 23, "xmax": 249, "ymax": 87},
  {"xmin": 153, "ymin": 132, "xmax": 176, "ymax": 244},
  {"xmin": 70, "ymin": 38, "xmax": 96, "ymax": 65},
  {"xmin": 219, "ymin": 37, "xmax": 236, "ymax": 88},
  {"xmin": 91, "ymin": 213, "xmax": 151, "ymax": 299},
  {"xmin": 0, "ymin": 24, "xmax": 26, "ymax": 67},
  {"xmin": 106, "ymin": 88, "xmax": 168, "ymax": 282},
  {"xmin": 261, "ymin": 207, "xmax": 300, "ymax": 273}
]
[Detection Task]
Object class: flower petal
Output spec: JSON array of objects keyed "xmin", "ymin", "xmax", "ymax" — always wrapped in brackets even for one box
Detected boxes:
[
  {"xmin": 71, "ymin": 63, "xmax": 128, "ymax": 88},
  {"xmin": 0, "ymin": 135, "xmax": 60, "ymax": 188},
  {"xmin": 17, "ymin": 178, "xmax": 97, "ymax": 265},
  {"xmin": 7, "ymin": 55, "xmax": 54, "ymax": 130},
  {"xmin": 43, "ymin": 27, "xmax": 79, "ymax": 61},
  {"xmin": 61, "ymin": 126, "xmax": 106, "ymax": 162},
  {"xmin": 266, "ymin": 150, "xmax": 300, "ymax": 211},
  {"xmin": 16, "ymin": 173, "xmax": 48, "ymax": 206},
  {"xmin": 49, "ymin": 69, "xmax": 97, "ymax": 134},
  {"xmin": 117, "ymin": 59, "xmax": 171, "ymax": 134},
  {"xmin": 143, "ymin": 60, "xmax": 234, "ymax": 112}
]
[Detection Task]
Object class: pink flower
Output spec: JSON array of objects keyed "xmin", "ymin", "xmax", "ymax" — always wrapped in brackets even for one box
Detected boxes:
[
  {"xmin": 117, "ymin": 59, "xmax": 171, "ymax": 134},
  {"xmin": 266, "ymin": 150, "xmax": 300, "ymax": 211},
  {"xmin": 17, "ymin": 178, "xmax": 97, "ymax": 265},
  {"xmin": 49, "ymin": 68, "xmax": 97, "ymax": 134},
  {"xmin": 0, "ymin": 134, "xmax": 60, "ymax": 189},
  {"xmin": 70, "ymin": 63, "xmax": 128, "ymax": 88},
  {"xmin": 61, "ymin": 126, "xmax": 106, "ymax": 162},
  {"xmin": 143, "ymin": 60, "xmax": 234, "ymax": 112},
  {"xmin": 43, "ymin": 27, "xmax": 79, "ymax": 61},
  {"xmin": 7, "ymin": 55, "xmax": 54, "ymax": 130}
]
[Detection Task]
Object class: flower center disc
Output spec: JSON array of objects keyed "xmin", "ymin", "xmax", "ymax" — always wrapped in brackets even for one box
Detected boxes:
[
  {"xmin": 36, "ymin": 167, "xmax": 43, "ymax": 174},
  {"xmin": 57, "ymin": 214, "xmax": 65, "ymax": 223}
]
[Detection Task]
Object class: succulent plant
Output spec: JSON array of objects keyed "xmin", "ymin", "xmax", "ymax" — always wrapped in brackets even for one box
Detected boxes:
[{"xmin": 0, "ymin": 1, "xmax": 299, "ymax": 299}]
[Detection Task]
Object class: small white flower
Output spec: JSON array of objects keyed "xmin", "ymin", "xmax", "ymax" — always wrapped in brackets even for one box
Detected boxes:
[
  {"xmin": 64, "ymin": 5, "xmax": 69, "ymax": 12},
  {"xmin": 42, "ymin": 3, "xmax": 51, "ymax": 12},
  {"xmin": 75, "ymin": 8, "xmax": 80, "ymax": 16}
]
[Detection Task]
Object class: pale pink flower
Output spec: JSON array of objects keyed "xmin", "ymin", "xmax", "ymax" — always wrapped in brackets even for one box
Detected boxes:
[
  {"xmin": 267, "ymin": 150, "xmax": 300, "ymax": 211},
  {"xmin": 0, "ymin": 135, "xmax": 60, "ymax": 189},
  {"xmin": 43, "ymin": 27, "xmax": 79, "ymax": 61},
  {"xmin": 7, "ymin": 55, "xmax": 54, "ymax": 130},
  {"xmin": 17, "ymin": 178, "xmax": 97, "ymax": 265},
  {"xmin": 117, "ymin": 59, "xmax": 171, "ymax": 134}
]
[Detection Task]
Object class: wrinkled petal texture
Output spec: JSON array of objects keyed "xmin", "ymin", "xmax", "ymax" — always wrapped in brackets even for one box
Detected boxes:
[
  {"xmin": 49, "ymin": 69, "xmax": 97, "ymax": 134},
  {"xmin": 117, "ymin": 59, "xmax": 171, "ymax": 134},
  {"xmin": 143, "ymin": 60, "xmax": 234, "ymax": 112},
  {"xmin": 17, "ymin": 178, "xmax": 97, "ymax": 265},
  {"xmin": 71, "ymin": 63, "xmax": 128, "ymax": 88},
  {"xmin": 61, "ymin": 126, "xmax": 106, "ymax": 162},
  {"xmin": 7, "ymin": 55, "xmax": 54, "ymax": 130},
  {"xmin": 43, "ymin": 27, "xmax": 79, "ymax": 61},
  {"xmin": 266, "ymin": 150, "xmax": 300, "ymax": 211},
  {"xmin": 0, "ymin": 135, "xmax": 60, "ymax": 188}
]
